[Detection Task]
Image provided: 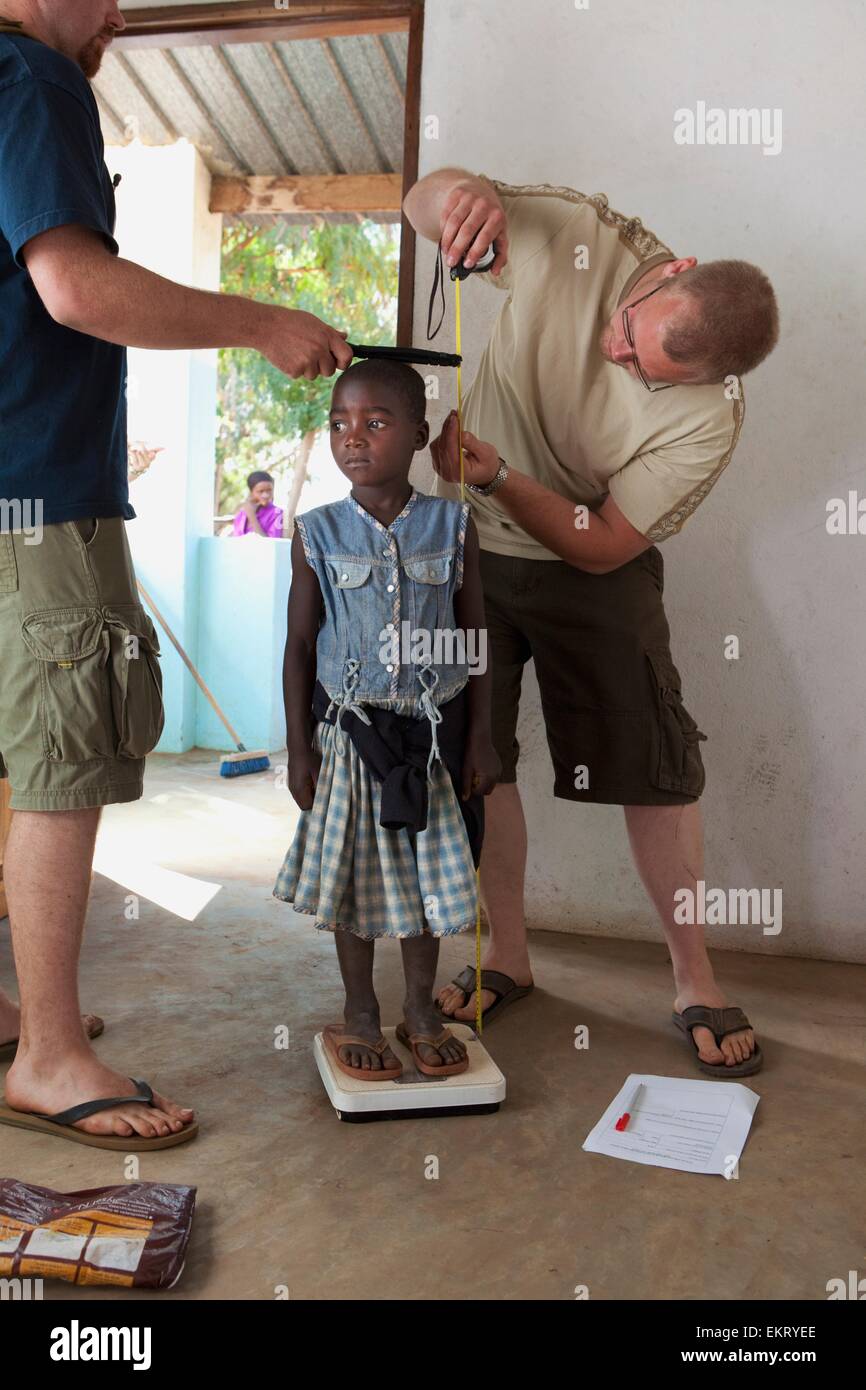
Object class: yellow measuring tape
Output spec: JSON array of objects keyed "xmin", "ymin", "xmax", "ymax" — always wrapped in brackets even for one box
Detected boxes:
[{"xmin": 453, "ymin": 277, "xmax": 484, "ymax": 1038}]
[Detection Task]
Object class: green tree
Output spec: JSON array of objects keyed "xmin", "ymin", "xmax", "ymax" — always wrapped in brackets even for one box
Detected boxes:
[{"xmin": 216, "ymin": 218, "xmax": 399, "ymax": 532}]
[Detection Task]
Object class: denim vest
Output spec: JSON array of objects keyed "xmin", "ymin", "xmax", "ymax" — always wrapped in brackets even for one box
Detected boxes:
[{"xmin": 295, "ymin": 490, "xmax": 470, "ymax": 766}]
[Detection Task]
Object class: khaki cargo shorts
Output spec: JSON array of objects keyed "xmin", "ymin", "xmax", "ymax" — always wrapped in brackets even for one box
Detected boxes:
[{"xmin": 0, "ymin": 516, "xmax": 165, "ymax": 811}]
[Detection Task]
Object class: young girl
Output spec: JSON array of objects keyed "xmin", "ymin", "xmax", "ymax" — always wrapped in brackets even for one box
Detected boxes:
[
  {"xmin": 273, "ymin": 358, "xmax": 499, "ymax": 1079},
  {"xmin": 231, "ymin": 470, "xmax": 284, "ymax": 537}
]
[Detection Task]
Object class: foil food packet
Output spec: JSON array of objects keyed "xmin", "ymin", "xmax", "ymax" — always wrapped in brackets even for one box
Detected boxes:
[{"xmin": 0, "ymin": 1179, "xmax": 196, "ymax": 1290}]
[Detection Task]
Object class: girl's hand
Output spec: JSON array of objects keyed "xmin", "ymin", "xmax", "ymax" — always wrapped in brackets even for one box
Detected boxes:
[
  {"xmin": 244, "ymin": 496, "xmax": 259, "ymax": 515},
  {"xmin": 288, "ymin": 744, "xmax": 321, "ymax": 810},
  {"xmin": 461, "ymin": 733, "xmax": 501, "ymax": 799},
  {"xmin": 430, "ymin": 412, "xmax": 501, "ymax": 488}
]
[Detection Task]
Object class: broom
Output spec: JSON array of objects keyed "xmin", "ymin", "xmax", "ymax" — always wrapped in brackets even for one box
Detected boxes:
[{"xmin": 136, "ymin": 579, "xmax": 270, "ymax": 778}]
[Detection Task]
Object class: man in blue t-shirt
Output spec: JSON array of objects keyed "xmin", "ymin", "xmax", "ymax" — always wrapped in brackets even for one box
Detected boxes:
[{"xmin": 0, "ymin": 1, "xmax": 354, "ymax": 1151}]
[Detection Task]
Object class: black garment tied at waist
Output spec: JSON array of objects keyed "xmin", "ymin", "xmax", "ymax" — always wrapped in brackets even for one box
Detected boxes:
[{"xmin": 312, "ymin": 680, "xmax": 483, "ymax": 867}]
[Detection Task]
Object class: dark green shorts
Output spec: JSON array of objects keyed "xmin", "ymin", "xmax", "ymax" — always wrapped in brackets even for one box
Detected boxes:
[
  {"xmin": 0, "ymin": 516, "xmax": 165, "ymax": 811},
  {"xmin": 480, "ymin": 546, "xmax": 707, "ymax": 806}
]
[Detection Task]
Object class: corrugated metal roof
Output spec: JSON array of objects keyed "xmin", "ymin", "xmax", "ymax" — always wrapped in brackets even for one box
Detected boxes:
[{"xmin": 93, "ymin": 31, "xmax": 407, "ymax": 217}]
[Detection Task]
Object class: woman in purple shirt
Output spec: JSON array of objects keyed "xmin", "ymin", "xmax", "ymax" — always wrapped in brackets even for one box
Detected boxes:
[{"xmin": 231, "ymin": 470, "xmax": 285, "ymax": 538}]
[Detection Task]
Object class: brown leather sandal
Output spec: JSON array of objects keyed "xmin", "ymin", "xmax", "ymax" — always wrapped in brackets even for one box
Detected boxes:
[
  {"xmin": 322, "ymin": 1024, "xmax": 403, "ymax": 1082},
  {"xmin": 395, "ymin": 1021, "xmax": 469, "ymax": 1077},
  {"xmin": 672, "ymin": 1005, "xmax": 763, "ymax": 1078},
  {"xmin": 436, "ymin": 966, "xmax": 534, "ymax": 1029}
]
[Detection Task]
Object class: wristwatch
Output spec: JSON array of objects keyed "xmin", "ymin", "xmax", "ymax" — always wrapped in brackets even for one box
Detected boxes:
[{"xmin": 466, "ymin": 456, "xmax": 509, "ymax": 496}]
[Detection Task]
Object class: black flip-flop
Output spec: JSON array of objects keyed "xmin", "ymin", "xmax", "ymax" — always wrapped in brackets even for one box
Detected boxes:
[
  {"xmin": 437, "ymin": 965, "xmax": 533, "ymax": 1030},
  {"xmin": 0, "ymin": 1078, "xmax": 198, "ymax": 1149},
  {"xmin": 672, "ymin": 1005, "xmax": 763, "ymax": 1078}
]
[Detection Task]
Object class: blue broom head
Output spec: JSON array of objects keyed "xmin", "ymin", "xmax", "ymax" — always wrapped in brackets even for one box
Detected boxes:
[{"xmin": 220, "ymin": 752, "xmax": 271, "ymax": 777}]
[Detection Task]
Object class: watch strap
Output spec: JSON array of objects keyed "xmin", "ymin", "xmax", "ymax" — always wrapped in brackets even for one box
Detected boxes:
[{"xmin": 467, "ymin": 457, "xmax": 509, "ymax": 496}]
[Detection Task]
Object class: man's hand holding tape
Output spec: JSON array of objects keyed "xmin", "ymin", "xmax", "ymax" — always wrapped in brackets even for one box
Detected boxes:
[{"xmin": 431, "ymin": 408, "xmax": 650, "ymax": 575}]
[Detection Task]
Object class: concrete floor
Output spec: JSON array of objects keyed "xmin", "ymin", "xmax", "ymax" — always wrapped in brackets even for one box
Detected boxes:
[{"xmin": 1, "ymin": 748, "xmax": 864, "ymax": 1301}]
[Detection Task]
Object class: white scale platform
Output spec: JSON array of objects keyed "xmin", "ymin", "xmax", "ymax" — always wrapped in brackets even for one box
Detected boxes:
[{"xmin": 315, "ymin": 1023, "xmax": 506, "ymax": 1122}]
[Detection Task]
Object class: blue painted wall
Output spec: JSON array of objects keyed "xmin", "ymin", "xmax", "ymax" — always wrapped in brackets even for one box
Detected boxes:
[{"xmin": 193, "ymin": 536, "xmax": 293, "ymax": 753}]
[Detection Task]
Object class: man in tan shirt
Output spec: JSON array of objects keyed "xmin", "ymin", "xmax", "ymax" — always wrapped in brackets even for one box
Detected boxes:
[{"xmin": 404, "ymin": 169, "xmax": 779, "ymax": 1075}]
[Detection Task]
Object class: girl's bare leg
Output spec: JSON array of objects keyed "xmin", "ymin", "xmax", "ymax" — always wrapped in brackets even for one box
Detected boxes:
[
  {"xmin": 402, "ymin": 932, "xmax": 466, "ymax": 1068},
  {"xmin": 333, "ymin": 927, "xmax": 399, "ymax": 1071}
]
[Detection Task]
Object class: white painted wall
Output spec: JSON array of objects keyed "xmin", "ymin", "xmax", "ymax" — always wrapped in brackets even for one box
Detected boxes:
[
  {"xmin": 408, "ymin": 0, "xmax": 866, "ymax": 963},
  {"xmin": 117, "ymin": 0, "xmax": 866, "ymax": 962},
  {"xmin": 110, "ymin": 140, "xmax": 222, "ymax": 750}
]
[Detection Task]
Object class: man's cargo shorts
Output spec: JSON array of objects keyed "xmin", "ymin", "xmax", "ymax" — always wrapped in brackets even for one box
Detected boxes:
[
  {"xmin": 0, "ymin": 516, "xmax": 165, "ymax": 811},
  {"xmin": 480, "ymin": 545, "xmax": 707, "ymax": 805}
]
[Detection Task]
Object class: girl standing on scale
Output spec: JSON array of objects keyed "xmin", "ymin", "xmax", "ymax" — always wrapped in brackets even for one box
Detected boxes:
[{"xmin": 274, "ymin": 358, "xmax": 500, "ymax": 1078}]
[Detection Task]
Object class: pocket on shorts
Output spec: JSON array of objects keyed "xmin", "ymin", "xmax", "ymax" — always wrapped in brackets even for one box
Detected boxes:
[
  {"xmin": 0, "ymin": 533, "xmax": 18, "ymax": 593},
  {"xmin": 642, "ymin": 545, "xmax": 664, "ymax": 595},
  {"xmin": 645, "ymin": 647, "xmax": 707, "ymax": 797},
  {"xmin": 101, "ymin": 604, "xmax": 165, "ymax": 759},
  {"xmin": 71, "ymin": 516, "xmax": 99, "ymax": 548},
  {"xmin": 21, "ymin": 604, "xmax": 165, "ymax": 763},
  {"xmin": 21, "ymin": 607, "xmax": 115, "ymax": 763}
]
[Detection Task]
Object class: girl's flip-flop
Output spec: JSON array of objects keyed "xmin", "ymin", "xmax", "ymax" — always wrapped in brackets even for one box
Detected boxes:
[
  {"xmin": 672, "ymin": 1005, "xmax": 764, "ymax": 1078},
  {"xmin": 322, "ymin": 1024, "xmax": 403, "ymax": 1082},
  {"xmin": 0, "ymin": 1012, "xmax": 104, "ymax": 1062},
  {"xmin": 0, "ymin": 1078, "xmax": 198, "ymax": 1150},
  {"xmin": 395, "ymin": 1021, "xmax": 469, "ymax": 1077}
]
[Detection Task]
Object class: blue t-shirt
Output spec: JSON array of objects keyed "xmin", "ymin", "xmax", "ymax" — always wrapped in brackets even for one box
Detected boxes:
[{"xmin": 0, "ymin": 32, "xmax": 132, "ymax": 525}]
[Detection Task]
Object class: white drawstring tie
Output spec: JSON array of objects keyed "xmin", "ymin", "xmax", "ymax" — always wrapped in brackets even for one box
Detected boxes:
[
  {"xmin": 417, "ymin": 661, "xmax": 443, "ymax": 777},
  {"xmin": 325, "ymin": 658, "xmax": 371, "ymax": 755}
]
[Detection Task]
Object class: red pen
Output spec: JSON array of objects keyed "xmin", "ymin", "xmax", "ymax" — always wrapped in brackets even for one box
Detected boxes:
[{"xmin": 615, "ymin": 1082, "xmax": 643, "ymax": 1131}]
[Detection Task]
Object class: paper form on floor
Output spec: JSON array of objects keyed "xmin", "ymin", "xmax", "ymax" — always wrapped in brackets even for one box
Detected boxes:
[{"xmin": 582, "ymin": 1073, "xmax": 759, "ymax": 1176}]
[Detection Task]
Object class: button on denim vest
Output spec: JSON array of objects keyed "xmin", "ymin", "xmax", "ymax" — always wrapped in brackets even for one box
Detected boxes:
[{"xmin": 295, "ymin": 490, "xmax": 470, "ymax": 763}]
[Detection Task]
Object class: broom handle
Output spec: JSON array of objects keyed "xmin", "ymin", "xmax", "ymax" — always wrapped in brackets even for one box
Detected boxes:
[{"xmin": 136, "ymin": 579, "xmax": 244, "ymax": 748}]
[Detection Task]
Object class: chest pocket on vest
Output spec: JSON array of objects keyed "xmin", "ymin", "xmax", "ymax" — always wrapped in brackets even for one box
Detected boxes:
[
  {"xmin": 324, "ymin": 559, "xmax": 374, "ymax": 657},
  {"xmin": 403, "ymin": 554, "xmax": 452, "ymax": 632},
  {"xmin": 327, "ymin": 559, "xmax": 372, "ymax": 589},
  {"xmin": 403, "ymin": 555, "xmax": 451, "ymax": 584}
]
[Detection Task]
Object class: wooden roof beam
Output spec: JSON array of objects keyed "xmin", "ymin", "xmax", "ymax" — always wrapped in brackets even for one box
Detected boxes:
[
  {"xmin": 117, "ymin": 3, "xmax": 414, "ymax": 50},
  {"xmin": 210, "ymin": 171, "xmax": 403, "ymax": 215}
]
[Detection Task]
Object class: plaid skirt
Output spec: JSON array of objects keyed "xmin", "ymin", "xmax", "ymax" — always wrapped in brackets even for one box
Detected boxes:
[{"xmin": 273, "ymin": 719, "xmax": 478, "ymax": 941}]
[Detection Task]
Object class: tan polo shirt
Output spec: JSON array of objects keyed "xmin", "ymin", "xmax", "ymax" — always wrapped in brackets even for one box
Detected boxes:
[{"xmin": 432, "ymin": 176, "xmax": 745, "ymax": 558}]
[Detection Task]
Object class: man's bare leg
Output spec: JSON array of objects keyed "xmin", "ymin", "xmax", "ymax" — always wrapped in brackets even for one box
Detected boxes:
[
  {"xmin": 437, "ymin": 782, "xmax": 533, "ymax": 1020},
  {"xmin": 624, "ymin": 801, "xmax": 757, "ymax": 1066},
  {"xmin": 0, "ymin": 987, "xmax": 21, "ymax": 1045},
  {"xmin": 0, "ymin": 985, "xmax": 101, "ymax": 1049},
  {"xmin": 4, "ymin": 808, "xmax": 194, "ymax": 1139}
]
